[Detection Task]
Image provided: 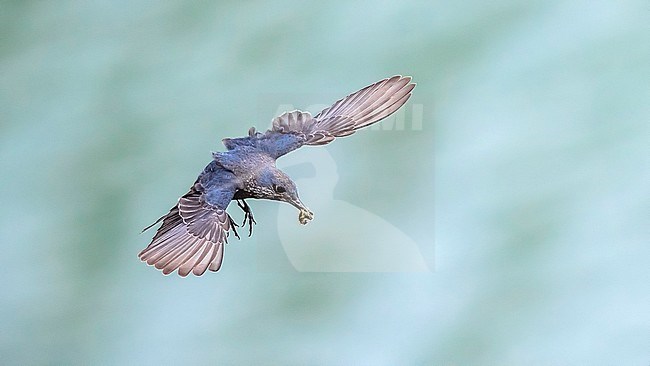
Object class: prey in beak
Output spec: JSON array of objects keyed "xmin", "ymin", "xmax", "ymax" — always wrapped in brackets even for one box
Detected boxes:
[{"xmin": 287, "ymin": 195, "xmax": 314, "ymax": 225}]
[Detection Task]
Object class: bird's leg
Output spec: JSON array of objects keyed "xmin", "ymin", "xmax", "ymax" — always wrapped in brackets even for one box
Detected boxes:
[
  {"xmin": 237, "ymin": 199, "xmax": 257, "ymax": 237},
  {"xmin": 228, "ymin": 215, "xmax": 241, "ymax": 240}
]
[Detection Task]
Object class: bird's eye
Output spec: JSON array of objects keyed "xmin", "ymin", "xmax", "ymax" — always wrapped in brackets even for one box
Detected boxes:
[{"xmin": 273, "ymin": 185, "xmax": 286, "ymax": 193}]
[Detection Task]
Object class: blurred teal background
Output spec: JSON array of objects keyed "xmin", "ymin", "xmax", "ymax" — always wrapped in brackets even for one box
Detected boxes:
[{"xmin": 1, "ymin": 1, "xmax": 648, "ymax": 365}]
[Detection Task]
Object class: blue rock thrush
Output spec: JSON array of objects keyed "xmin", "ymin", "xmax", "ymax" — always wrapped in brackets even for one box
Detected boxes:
[{"xmin": 139, "ymin": 76, "xmax": 416, "ymax": 276}]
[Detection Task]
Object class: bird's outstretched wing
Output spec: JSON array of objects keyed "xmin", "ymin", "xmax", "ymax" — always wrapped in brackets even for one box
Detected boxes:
[
  {"xmin": 139, "ymin": 162, "xmax": 238, "ymax": 277},
  {"xmin": 258, "ymin": 75, "xmax": 415, "ymax": 157}
]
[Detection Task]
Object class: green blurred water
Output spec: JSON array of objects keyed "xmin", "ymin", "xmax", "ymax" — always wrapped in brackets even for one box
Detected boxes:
[{"xmin": 1, "ymin": 1, "xmax": 648, "ymax": 365}]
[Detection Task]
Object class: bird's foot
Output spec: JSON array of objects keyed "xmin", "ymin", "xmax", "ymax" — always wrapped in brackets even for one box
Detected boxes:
[
  {"xmin": 298, "ymin": 209, "xmax": 314, "ymax": 225},
  {"xmin": 229, "ymin": 215, "xmax": 241, "ymax": 240},
  {"xmin": 237, "ymin": 199, "xmax": 257, "ymax": 237}
]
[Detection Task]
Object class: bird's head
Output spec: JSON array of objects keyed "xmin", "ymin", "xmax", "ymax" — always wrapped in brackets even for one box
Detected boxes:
[{"xmin": 249, "ymin": 167, "xmax": 313, "ymax": 224}]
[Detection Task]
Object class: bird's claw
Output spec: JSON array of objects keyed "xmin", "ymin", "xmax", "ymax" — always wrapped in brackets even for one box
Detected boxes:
[
  {"xmin": 229, "ymin": 216, "xmax": 241, "ymax": 240},
  {"xmin": 237, "ymin": 199, "xmax": 256, "ymax": 237},
  {"xmin": 298, "ymin": 209, "xmax": 314, "ymax": 225},
  {"xmin": 242, "ymin": 212, "xmax": 256, "ymax": 237}
]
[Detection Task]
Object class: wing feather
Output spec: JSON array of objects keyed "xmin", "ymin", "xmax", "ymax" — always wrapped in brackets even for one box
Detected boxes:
[
  {"xmin": 262, "ymin": 75, "xmax": 415, "ymax": 156},
  {"xmin": 139, "ymin": 179, "xmax": 235, "ymax": 277},
  {"xmin": 208, "ymin": 243, "xmax": 225, "ymax": 272}
]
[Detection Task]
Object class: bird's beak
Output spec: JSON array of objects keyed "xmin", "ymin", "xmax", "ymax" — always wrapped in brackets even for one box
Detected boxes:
[{"xmin": 288, "ymin": 197, "xmax": 313, "ymax": 225}]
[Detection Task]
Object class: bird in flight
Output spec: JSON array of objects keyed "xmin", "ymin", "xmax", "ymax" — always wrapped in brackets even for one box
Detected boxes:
[{"xmin": 139, "ymin": 75, "xmax": 416, "ymax": 276}]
